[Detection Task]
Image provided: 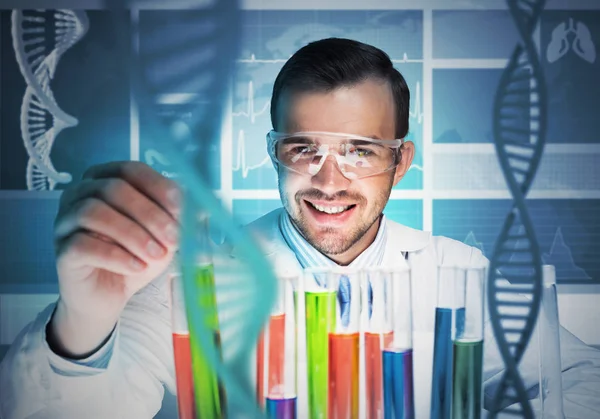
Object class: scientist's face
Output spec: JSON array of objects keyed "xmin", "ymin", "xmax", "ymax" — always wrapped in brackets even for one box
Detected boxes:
[{"xmin": 276, "ymin": 78, "xmax": 414, "ymax": 262}]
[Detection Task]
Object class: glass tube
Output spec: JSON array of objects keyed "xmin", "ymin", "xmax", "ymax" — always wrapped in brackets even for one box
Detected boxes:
[
  {"xmin": 430, "ymin": 266, "xmax": 466, "ymax": 419},
  {"xmin": 256, "ymin": 274, "xmax": 298, "ymax": 419},
  {"xmin": 536, "ymin": 265, "xmax": 565, "ymax": 419},
  {"xmin": 170, "ymin": 271, "xmax": 196, "ymax": 419},
  {"xmin": 363, "ymin": 267, "xmax": 414, "ymax": 419},
  {"xmin": 451, "ymin": 267, "xmax": 485, "ymax": 419},
  {"xmin": 180, "ymin": 213, "xmax": 224, "ymax": 419},
  {"xmin": 301, "ymin": 267, "xmax": 361, "ymax": 419}
]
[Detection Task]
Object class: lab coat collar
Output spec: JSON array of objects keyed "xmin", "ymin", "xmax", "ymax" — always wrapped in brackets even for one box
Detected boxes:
[
  {"xmin": 384, "ymin": 218, "xmax": 432, "ymax": 253},
  {"xmin": 380, "ymin": 219, "xmax": 431, "ymax": 269}
]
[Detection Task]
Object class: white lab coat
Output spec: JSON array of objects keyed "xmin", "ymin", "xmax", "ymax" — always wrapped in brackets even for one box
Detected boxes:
[{"xmin": 1, "ymin": 208, "xmax": 599, "ymax": 418}]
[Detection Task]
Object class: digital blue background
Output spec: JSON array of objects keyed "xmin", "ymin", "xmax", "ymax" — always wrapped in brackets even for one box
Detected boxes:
[
  {"xmin": 1, "ymin": 3, "xmax": 599, "ymax": 412},
  {"xmin": 0, "ymin": 8, "xmax": 598, "ymax": 295}
]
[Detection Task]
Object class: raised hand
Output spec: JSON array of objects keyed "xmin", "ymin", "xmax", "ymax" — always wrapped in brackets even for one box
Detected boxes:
[{"xmin": 49, "ymin": 161, "xmax": 181, "ymax": 357}]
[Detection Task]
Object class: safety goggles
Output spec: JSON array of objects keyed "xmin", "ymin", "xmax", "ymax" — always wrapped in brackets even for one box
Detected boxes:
[{"xmin": 267, "ymin": 131, "xmax": 403, "ymax": 180}]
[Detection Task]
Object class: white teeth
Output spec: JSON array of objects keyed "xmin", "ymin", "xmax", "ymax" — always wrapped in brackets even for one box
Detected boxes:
[{"xmin": 311, "ymin": 203, "xmax": 351, "ymax": 214}]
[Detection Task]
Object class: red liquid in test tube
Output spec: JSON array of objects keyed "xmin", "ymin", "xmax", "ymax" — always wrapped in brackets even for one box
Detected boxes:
[
  {"xmin": 172, "ymin": 332, "xmax": 196, "ymax": 419},
  {"xmin": 365, "ymin": 331, "xmax": 394, "ymax": 419}
]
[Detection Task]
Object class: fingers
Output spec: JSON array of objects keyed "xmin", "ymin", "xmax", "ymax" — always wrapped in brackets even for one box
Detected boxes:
[
  {"xmin": 53, "ymin": 161, "xmax": 181, "ymax": 280},
  {"xmin": 57, "ymin": 176, "xmax": 179, "ymax": 251},
  {"xmin": 57, "ymin": 232, "xmax": 148, "ymax": 276},
  {"xmin": 82, "ymin": 161, "xmax": 180, "ymax": 219},
  {"xmin": 54, "ymin": 197, "xmax": 171, "ymax": 264}
]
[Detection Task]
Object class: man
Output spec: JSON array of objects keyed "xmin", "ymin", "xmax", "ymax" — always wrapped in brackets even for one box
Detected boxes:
[{"xmin": 1, "ymin": 38, "xmax": 599, "ymax": 418}]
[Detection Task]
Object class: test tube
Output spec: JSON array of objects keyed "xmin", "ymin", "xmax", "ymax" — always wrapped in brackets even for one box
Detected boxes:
[
  {"xmin": 301, "ymin": 267, "xmax": 361, "ymax": 419},
  {"xmin": 170, "ymin": 271, "xmax": 196, "ymax": 419},
  {"xmin": 430, "ymin": 266, "xmax": 466, "ymax": 419},
  {"xmin": 363, "ymin": 267, "xmax": 414, "ymax": 419},
  {"xmin": 328, "ymin": 267, "xmax": 361, "ymax": 419},
  {"xmin": 451, "ymin": 267, "xmax": 485, "ymax": 419},
  {"xmin": 180, "ymin": 213, "xmax": 225, "ymax": 419},
  {"xmin": 362, "ymin": 267, "xmax": 390, "ymax": 419},
  {"xmin": 256, "ymin": 274, "xmax": 298, "ymax": 419},
  {"xmin": 535, "ymin": 265, "xmax": 565, "ymax": 418}
]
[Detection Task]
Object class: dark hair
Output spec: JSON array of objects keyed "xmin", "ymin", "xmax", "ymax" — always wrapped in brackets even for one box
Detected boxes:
[{"xmin": 270, "ymin": 37, "xmax": 410, "ymax": 139}]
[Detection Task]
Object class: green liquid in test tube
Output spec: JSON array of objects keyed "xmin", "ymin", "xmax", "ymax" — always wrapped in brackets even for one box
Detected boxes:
[
  {"xmin": 305, "ymin": 291, "xmax": 337, "ymax": 419},
  {"xmin": 188, "ymin": 263, "xmax": 225, "ymax": 418},
  {"xmin": 451, "ymin": 267, "xmax": 485, "ymax": 419},
  {"xmin": 452, "ymin": 339, "xmax": 484, "ymax": 417}
]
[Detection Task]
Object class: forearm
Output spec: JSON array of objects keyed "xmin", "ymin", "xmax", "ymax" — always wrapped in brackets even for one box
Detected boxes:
[
  {"xmin": 47, "ymin": 299, "xmax": 119, "ymax": 359},
  {"xmin": 0, "ymin": 273, "xmax": 175, "ymax": 419},
  {"xmin": 0, "ymin": 303, "xmax": 121, "ymax": 418}
]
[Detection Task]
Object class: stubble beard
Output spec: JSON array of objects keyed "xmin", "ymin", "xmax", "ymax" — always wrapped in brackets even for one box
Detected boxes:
[{"xmin": 279, "ymin": 173, "xmax": 395, "ymax": 256}]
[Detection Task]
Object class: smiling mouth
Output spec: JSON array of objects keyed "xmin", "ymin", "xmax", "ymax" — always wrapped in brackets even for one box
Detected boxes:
[{"xmin": 306, "ymin": 201, "xmax": 356, "ymax": 215}]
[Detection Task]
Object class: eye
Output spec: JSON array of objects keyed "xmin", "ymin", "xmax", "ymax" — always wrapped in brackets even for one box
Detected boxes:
[
  {"xmin": 282, "ymin": 143, "xmax": 318, "ymax": 157},
  {"xmin": 347, "ymin": 145, "xmax": 372, "ymax": 157},
  {"xmin": 292, "ymin": 145, "xmax": 313, "ymax": 154}
]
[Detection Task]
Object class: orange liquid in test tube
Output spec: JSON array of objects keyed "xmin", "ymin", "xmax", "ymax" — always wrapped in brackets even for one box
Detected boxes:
[
  {"xmin": 268, "ymin": 313, "xmax": 286, "ymax": 394},
  {"xmin": 257, "ymin": 314, "xmax": 287, "ymax": 402},
  {"xmin": 328, "ymin": 332, "xmax": 360, "ymax": 419}
]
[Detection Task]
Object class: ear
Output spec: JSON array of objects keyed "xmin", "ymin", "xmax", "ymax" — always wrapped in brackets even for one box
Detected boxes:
[
  {"xmin": 266, "ymin": 131, "xmax": 280, "ymax": 172},
  {"xmin": 392, "ymin": 140, "xmax": 415, "ymax": 187}
]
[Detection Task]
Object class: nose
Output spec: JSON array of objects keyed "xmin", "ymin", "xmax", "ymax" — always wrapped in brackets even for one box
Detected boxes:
[{"xmin": 310, "ymin": 155, "xmax": 351, "ymax": 194}]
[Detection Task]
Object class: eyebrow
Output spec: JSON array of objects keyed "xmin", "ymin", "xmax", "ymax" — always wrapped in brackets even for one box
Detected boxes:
[
  {"xmin": 281, "ymin": 138, "xmax": 386, "ymax": 150},
  {"xmin": 349, "ymin": 139, "xmax": 386, "ymax": 148},
  {"xmin": 287, "ymin": 130, "xmax": 384, "ymax": 140},
  {"xmin": 281, "ymin": 136, "xmax": 312, "ymax": 144}
]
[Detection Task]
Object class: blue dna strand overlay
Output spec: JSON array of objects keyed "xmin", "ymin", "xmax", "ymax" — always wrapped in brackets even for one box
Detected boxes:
[
  {"xmin": 106, "ymin": 1, "xmax": 278, "ymax": 417},
  {"xmin": 487, "ymin": 0, "xmax": 548, "ymax": 417}
]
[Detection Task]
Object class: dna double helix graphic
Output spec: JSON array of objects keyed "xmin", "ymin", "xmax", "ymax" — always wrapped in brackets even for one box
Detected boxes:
[
  {"xmin": 11, "ymin": 10, "xmax": 89, "ymax": 190},
  {"xmin": 106, "ymin": 1, "xmax": 277, "ymax": 417},
  {"xmin": 488, "ymin": 0, "xmax": 548, "ymax": 417}
]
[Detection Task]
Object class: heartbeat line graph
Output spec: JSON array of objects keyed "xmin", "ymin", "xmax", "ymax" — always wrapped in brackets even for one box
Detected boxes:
[
  {"xmin": 409, "ymin": 80, "xmax": 424, "ymax": 124},
  {"xmin": 231, "ymin": 80, "xmax": 270, "ymax": 123},
  {"xmin": 232, "ymin": 129, "xmax": 272, "ymax": 178},
  {"xmin": 232, "ymin": 80, "xmax": 424, "ymax": 125}
]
